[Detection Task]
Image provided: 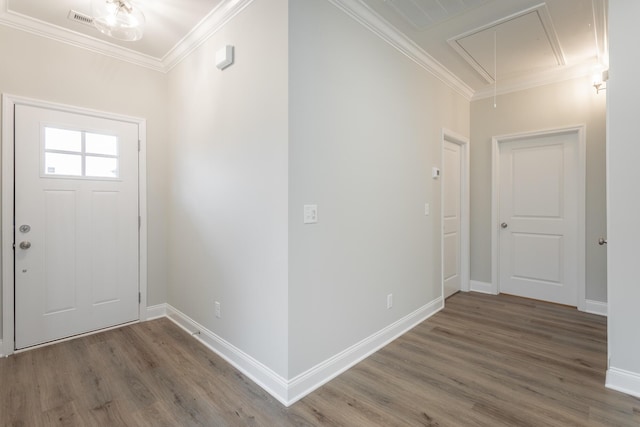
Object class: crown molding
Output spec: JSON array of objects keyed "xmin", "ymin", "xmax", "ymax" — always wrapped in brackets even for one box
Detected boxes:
[
  {"xmin": 0, "ymin": 1, "xmax": 163, "ymax": 71},
  {"xmin": 472, "ymin": 0, "xmax": 609, "ymax": 101},
  {"xmin": 0, "ymin": 0, "xmax": 254, "ymax": 74},
  {"xmin": 327, "ymin": 0, "xmax": 474, "ymax": 101},
  {"xmin": 591, "ymin": 0, "xmax": 608, "ymax": 66},
  {"xmin": 472, "ymin": 60, "xmax": 597, "ymax": 100},
  {"xmin": 161, "ymin": 0, "xmax": 254, "ymax": 72}
]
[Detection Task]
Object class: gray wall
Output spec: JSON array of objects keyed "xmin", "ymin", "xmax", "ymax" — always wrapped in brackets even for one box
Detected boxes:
[
  {"xmin": 288, "ymin": 0, "xmax": 470, "ymax": 377},
  {"xmin": 166, "ymin": 0, "xmax": 290, "ymax": 377},
  {"xmin": 0, "ymin": 25, "xmax": 169, "ymax": 340},
  {"xmin": 607, "ymin": 0, "xmax": 640, "ymax": 388},
  {"xmin": 470, "ymin": 77, "xmax": 607, "ymax": 302}
]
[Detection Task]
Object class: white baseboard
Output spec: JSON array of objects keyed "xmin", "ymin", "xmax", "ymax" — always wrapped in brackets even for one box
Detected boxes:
[
  {"xmin": 286, "ymin": 296, "xmax": 444, "ymax": 405},
  {"xmin": 0, "ymin": 339, "xmax": 5, "ymax": 358},
  {"xmin": 165, "ymin": 296, "xmax": 444, "ymax": 406},
  {"xmin": 584, "ymin": 300, "xmax": 607, "ymax": 317},
  {"xmin": 165, "ymin": 304, "xmax": 290, "ymax": 406},
  {"xmin": 470, "ymin": 280, "xmax": 495, "ymax": 294},
  {"xmin": 145, "ymin": 303, "xmax": 167, "ymax": 320},
  {"xmin": 606, "ymin": 367, "xmax": 640, "ymax": 399}
]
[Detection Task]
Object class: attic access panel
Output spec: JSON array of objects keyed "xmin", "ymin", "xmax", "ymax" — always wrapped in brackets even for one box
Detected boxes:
[{"xmin": 448, "ymin": 4, "xmax": 565, "ymax": 83}]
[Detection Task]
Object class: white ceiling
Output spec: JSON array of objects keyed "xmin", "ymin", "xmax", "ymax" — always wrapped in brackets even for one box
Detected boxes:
[
  {"xmin": 5, "ymin": 0, "xmax": 224, "ymax": 59},
  {"xmin": 0, "ymin": 0, "xmax": 608, "ymax": 98},
  {"xmin": 0, "ymin": 0, "xmax": 253, "ymax": 70},
  {"xmin": 361, "ymin": 0, "xmax": 607, "ymax": 97}
]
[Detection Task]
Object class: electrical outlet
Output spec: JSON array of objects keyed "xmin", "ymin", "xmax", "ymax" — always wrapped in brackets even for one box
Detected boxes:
[
  {"xmin": 215, "ymin": 301, "xmax": 221, "ymax": 318},
  {"xmin": 387, "ymin": 294, "xmax": 393, "ymax": 309}
]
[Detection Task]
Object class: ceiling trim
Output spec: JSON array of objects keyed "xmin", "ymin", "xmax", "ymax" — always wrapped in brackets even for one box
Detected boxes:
[
  {"xmin": 472, "ymin": 59, "xmax": 597, "ymax": 100},
  {"xmin": 591, "ymin": 0, "xmax": 608, "ymax": 66},
  {"xmin": 448, "ymin": 3, "xmax": 566, "ymax": 85},
  {"xmin": 161, "ymin": 0, "xmax": 254, "ymax": 72},
  {"xmin": 0, "ymin": 0, "xmax": 254, "ymax": 74},
  {"xmin": 327, "ymin": 0, "xmax": 474, "ymax": 100},
  {"xmin": 0, "ymin": 1, "xmax": 164, "ymax": 71}
]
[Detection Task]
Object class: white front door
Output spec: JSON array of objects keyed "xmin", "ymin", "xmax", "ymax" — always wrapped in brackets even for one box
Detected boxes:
[
  {"xmin": 443, "ymin": 140, "xmax": 462, "ymax": 298},
  {"xmin": 14, "ymin": 104, "xmax": 140, "ymax": 349},
  {"xmin": 498, "ymin": 132, "xmax": 579, "ymax": 306}
]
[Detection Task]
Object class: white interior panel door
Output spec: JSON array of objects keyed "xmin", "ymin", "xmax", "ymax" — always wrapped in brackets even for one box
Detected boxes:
[
  {"xmin": 15, "ymin": 104, "xmax": 139, "ymax": 349},
  {"xmin": 443, "ymin": 140, "xmax": 462, "ymax": 298},
  {"xmin": 499, "ymin": 132, "xmax": 578, "ymax": 306}
]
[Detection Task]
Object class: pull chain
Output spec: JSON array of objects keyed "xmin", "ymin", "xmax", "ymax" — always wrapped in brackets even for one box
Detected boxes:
[{"xmin": 494, "ymin": 30, "xmax": 497, "ymax": 109}]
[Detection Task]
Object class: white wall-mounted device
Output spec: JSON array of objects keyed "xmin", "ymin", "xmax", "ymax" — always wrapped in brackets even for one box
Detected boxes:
[
  {"xmin": 303, "ymin": 204, "xmax": 318, "ymax": 224},
  {"xmin": 216, "ymin": 45, "xmax": 234, "ymax": 70},
  {"xmin": 432, "ymin": 167, "xmax": 440, "ymax": 179}
]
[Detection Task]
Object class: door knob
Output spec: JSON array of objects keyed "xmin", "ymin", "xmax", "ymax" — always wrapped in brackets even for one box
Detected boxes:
[
  {"xmin": 19, "ymin": 241, "xmax": 31, "ymax": 250},
  {"xmin": 501, "ymin": 222, "xmax": 508, "ymax": 229},
  {"xmin": 598, "ymin": 238, "xmax": 607, "ymax": 245}
]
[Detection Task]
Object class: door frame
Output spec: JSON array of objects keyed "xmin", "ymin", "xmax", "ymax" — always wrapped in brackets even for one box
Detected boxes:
[
  {"xmin": 491, "ymin": 125, "xmax": 586, "ymax": 311},
  {"xmin": 1, "ymin": 94, "xmax": 148, "ymax": 356},
  {"xmin": 441, "ymin": 128, "xmax": 470, "ymax": 296}
]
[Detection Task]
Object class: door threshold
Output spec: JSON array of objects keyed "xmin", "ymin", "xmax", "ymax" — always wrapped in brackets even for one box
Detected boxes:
[{"xmin": 13, "ymin": 319, "xmax": 140, "ymax": 354}]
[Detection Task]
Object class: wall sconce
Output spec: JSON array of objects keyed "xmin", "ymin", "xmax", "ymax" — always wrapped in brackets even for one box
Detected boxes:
[
  {"xmin": 593, "ymin": 68, "xmax": 609, "ymax": 94},
  {"xmin": 593, "ymin": 82, "xmax": 605, "ymax": 94}
]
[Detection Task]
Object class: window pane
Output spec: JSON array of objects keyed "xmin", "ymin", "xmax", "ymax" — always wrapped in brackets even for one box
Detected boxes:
[
  {"xmin": 45, "ymin": 127, "xmax": 81, "ymax": 152},
  {"xmin": 45, "ymin": 153, "xmax": 82, "ymax": 176},
  {"xmin": 86, "ymin": 133, "xmax": 118, "ymax": 156},
  {"xmin": 86, "ymin": 156, "xmax": 118, "ymax": 178}
]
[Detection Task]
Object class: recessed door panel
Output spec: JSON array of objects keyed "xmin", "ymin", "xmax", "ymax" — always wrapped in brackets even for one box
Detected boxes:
[
  {"xmin": 44, "ymin": 190, "xmax": 77, "ymax": 314},
  {"xmin": 511, "ymin": 233, "xmax": 562, "ymax": 284},
  {"xmin": 512, "ymin": 144, "xmax": 564, "ymax": 218},
  {"xmin": 91, "ymin": 191, "xmax": 120, "ymax": 306}
]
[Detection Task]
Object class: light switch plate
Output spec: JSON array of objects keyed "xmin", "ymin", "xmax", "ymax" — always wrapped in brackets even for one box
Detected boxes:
[
  {"xmin": 304, "ymin": 204, "xmax": 318, "ymax": 224},
  {"xmin": 424, "ymin": 203, "xmax": 430, "ymax": 216}
]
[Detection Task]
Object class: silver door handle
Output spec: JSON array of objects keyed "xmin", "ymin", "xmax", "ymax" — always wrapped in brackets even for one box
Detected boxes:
[
  {"xmin": 19, "ymin": 241, "xmax": 31, "ymax": 250},
  {"xmin": 598, "ymin": 238, "xmax": 607, "ymax": 245},
  {"xmin": 501, "ymin": 222, "xmax": 508, "ymax": 229}
]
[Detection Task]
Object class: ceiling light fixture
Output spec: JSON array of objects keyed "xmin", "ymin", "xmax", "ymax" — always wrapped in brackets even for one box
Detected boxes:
[{"xmin": 91, "ymin": 0, "xmax": 145, "ymax": 42}]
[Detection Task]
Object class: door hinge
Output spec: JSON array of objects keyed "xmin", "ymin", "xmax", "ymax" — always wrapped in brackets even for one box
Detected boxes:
[
  {"xmin": 12, "ymin": 242, "xmax": 15, "ymax": 250},
  {"xmin": 138, "ymin": 216, "xmax": 141, "ymax": 229},
  {"xmin": 138, "ymin": 140, "xmax": 141, "ymax": 152},
  {"xmin": 139, "ymin": 292, "xmax": 141, "ymax": 304}
]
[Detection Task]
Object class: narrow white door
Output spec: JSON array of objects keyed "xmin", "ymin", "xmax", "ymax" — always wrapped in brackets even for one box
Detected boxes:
[
  {"xmin": 443, "ymin": 140, "xmax": 462, "ymax": 298},
  {"xmin": 499, "ymin": 132, "xmax": 578, "ymax": 306},
  {"xmin": 14, "ymin": 104, "xmax": 140, "ymax": 349}
]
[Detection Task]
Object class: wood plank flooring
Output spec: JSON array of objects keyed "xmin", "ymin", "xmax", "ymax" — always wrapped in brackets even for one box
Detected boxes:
[{"xmin": 1, "ymin": 292, "xmax": 639, "ymax": 426}]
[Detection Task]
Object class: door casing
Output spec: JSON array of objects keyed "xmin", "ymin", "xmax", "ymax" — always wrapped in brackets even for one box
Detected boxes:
[
  {"xmin": 491, "ymin": 125, "xmax": 586, "ymax": 311},
  {"xmin": 1, "ymin": 94, "xmax": 148, "ymax": 356},
  {"xmin": 441, "ymin": 129, "xmax": 470, "ymax": 297}
]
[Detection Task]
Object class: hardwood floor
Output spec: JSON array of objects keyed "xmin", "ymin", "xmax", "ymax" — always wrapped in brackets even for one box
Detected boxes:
[{"xmin": 1, "ymin": 292, "xmax": 638, "ymax": 426}]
